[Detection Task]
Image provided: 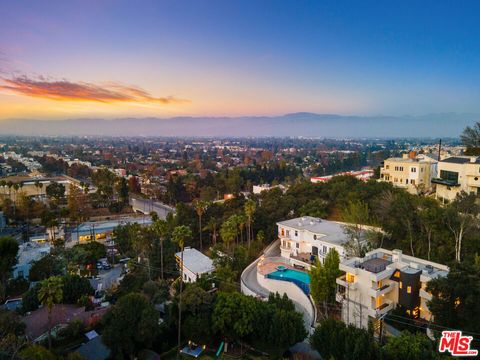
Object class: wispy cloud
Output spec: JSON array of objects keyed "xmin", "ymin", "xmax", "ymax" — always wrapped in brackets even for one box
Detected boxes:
[{"xmin": 0, "ymin": 75, "xmax": 188, "ymax": 104}]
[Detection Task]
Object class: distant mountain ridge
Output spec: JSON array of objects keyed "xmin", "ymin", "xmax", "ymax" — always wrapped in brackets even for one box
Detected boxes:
[{"xmin": 0, "ymin": 112, "xmax": 477, "ymax": 138}]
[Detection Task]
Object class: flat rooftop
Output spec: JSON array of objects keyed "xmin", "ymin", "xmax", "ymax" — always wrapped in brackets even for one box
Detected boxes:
[
  {"xmin": 441, "ymin": 156, "xmax": 480, "ymax": 164},
  {"xmin": 385, "ymin": 157, "xmax": 435, "ymax": 164},
  {"xmin": 77, "ymin": 216, "xmax": 152, "ymax": 233},
  {"xmin": 277, "ymin": 216, "xmax": 357, "ymax": 246},
  {"xmin": 343, "ymin": 249, "xmax": 449, "ymax": 278},
  {"xmin": 360, "ymin": 257, "xmax": 392, "ymax": 273},
  {"xmin": 175, "ymin": 247, "xmax": 214, "ymax": 275},
  {"xmin": 17, "ymin": 242, "xmax": 51, "ymax": 265}
]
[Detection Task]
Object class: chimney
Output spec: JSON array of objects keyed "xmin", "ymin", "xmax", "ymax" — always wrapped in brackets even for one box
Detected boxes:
[
  {"xmin": 409, "ymin": 151, "xmax": 417, "ymax": 159},
  {"xmin": 392, "ymin": 249, "xmax": 403, "ymax": 263},
  {"xmin": 470, "ymin": 157, "xmax": 477, "ymax": 163}
]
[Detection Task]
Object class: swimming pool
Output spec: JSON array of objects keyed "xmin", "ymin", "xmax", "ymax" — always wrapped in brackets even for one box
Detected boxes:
[{"xmin": 266, "ymin": 268, "xmax": 311, "ymax": 295}]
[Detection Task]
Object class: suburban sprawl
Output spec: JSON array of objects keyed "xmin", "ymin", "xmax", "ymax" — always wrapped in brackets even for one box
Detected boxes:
[{"xmin": 1, "ymin": 129, "xmax": 480, "ymax": 360}]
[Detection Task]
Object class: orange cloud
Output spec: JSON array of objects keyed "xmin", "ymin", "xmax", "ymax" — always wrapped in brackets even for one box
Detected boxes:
[{"xmin": 0, "ymin": 75, "xmax": 188, "ymax": 104}]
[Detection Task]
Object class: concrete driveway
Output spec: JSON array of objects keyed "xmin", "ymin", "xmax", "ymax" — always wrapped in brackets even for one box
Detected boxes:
[{"xmin": 89, "ymin": 264, "xmax": 123, "ymax": 291}]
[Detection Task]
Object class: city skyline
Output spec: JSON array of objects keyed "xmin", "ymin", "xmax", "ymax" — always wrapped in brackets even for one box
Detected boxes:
[{"xmin": 1, "ymin": 0, "xmax": 480, "ymax": 121}]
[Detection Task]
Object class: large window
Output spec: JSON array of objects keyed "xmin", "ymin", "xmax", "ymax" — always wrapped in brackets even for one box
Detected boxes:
[{"xmin": 440, "ymin": 170, "xmax": 459, "ymax": 183}]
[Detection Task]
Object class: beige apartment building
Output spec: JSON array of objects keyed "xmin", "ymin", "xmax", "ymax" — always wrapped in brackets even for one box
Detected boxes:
[
  {"xmin": 336, "ymin": 249, "xmax": 448, "ymax": 331},
  {"xmin": 432, "ymin": 156, "xmax": 480, "ymax": 202},
  {"xmin": 379, "ymin": 152, "xmax": 437, "ymax": 194}
]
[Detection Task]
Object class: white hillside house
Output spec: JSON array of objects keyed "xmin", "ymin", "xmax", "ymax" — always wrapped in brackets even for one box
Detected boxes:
[{"xmin": 277, "ymin": 216, "xmax": 355, "ymax": 269}]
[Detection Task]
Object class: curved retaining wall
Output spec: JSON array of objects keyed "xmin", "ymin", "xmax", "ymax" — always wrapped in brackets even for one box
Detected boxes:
[
  {"xmin": 257, "ymin": 267, "xmax": 315, "ymax": 330},
  {"xmin": 240, "ymin": 240, "xmax": 316, "ymax": 333},
  {"xmin": 240, "ymin": 258, "xmax": 263, "ymax": 298}
]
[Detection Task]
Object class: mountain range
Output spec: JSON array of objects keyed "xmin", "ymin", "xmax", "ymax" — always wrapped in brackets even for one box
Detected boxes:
[{"xmin": 0, "ymin": 112, "xmax": 478, "ymax": 138}]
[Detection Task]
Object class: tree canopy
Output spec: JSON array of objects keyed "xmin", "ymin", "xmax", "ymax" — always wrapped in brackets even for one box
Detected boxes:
[{"xmin": 101, "ymin": 292, "xmax": 160, "ymax": 359}]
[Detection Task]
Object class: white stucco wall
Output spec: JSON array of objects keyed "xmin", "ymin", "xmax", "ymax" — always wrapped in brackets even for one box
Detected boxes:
[{"xmin": 257, "ymin": 270, "xmax": 315, "ymax": 330}]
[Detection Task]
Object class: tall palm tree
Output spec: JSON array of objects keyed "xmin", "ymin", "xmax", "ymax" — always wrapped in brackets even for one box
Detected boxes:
[
  {"xmin": 220, "ymin": 216, "xmax": 237, "ymax": 251},
  {"xmin": 205, "ymin": 217, "xmax": 219, "ymax": 245},
  {"xmin": 172, "ymin": 225, "xmax": 192, "ymax": 359},
  {"xmin": 244, "ymin": 199, "xmax": 256, "ymax": 249},
  {"xmin": 152, "ymin": 219, "xmax": 168, "ymax": 279},
  {"xmin": 237, "ymin": 214, "xmax": 247, "ymax": 244},
  {"xmin": 133, "ymin": 227, "xmax": 152, "ymax": 279},
  {"xmin": 37, "ymin": 276, "xmax": 63, "ymax": 350},
  {"xmin": 193, "ymin": 200, "xmax": 208, "ymax": 250}
]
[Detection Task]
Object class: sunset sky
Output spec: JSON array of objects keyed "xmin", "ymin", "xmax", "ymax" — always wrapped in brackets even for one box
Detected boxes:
[{"xmin": 1, "ymin": 0, "xmax": 479, "ymax": 120}]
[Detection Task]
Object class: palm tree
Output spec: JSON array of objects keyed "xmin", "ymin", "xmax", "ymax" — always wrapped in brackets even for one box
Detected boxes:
[
  {"xmin": 244, "ymin": 199, "xmax": 256, "ymax": 249},
  {"xmin": 205, "ymin": 217, "xmax": 219, "ymax": 245},
  {"xmin": 220, "ymin": 216, "xmax": 237, "ymax": 251},
  {"xmin": 237, "ymin": 214, "xmax": 247, "ymax": 244},
  {"xmin": 152, "ymin": 219, "xmax": 168, "ymax": 279},
  {"xmin": 133, "ymin": 227, "xmax": 152, "ymax": 279},
  {"xmin": 37, "ymin": 276, "xmax": 63, "ymax": 350},
  {"xmin": 193, "ymin": 200, "xmax": 208, "ymax": 250},
  {"xmin": 172, "ymin": 225, "xmax": 192, "ymax": 359}
]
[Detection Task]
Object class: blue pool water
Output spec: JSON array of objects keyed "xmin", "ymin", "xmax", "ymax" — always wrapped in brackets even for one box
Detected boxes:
[{"xmin": 266, "ymin": 269, "xmax": 311, "ymax": 295}]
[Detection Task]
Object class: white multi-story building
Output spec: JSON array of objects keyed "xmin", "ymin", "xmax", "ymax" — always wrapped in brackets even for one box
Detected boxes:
[
  {"xmin": 336, "ymin": 248, "xmax": 448, "ymax": 330},
  {"xmin": 277, "ymin": 216, "xmax": 354, "ymax": 269},
  {"xmin": 432, "ymin": 156, "xmax": 480, "ymax": 202}
]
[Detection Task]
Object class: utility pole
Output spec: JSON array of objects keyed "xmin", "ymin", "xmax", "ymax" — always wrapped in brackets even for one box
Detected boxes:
[
  {"xmin": 438, "ymin": 139, "xmax": 442, "ymax": 161},
  {"xmin": 359, "ymin": 294, "xmax": 363, "ymax": 328},
  {"xmin": 177, "ymin": 245, "xmax": 184, "ymax": 360},
  {"xmin": 346, "ymin": 282, "xmax": 350, "ymax": 325}
]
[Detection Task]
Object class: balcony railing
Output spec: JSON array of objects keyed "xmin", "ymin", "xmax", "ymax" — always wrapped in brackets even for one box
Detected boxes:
[
  {"xmin": 431, "ymin": 178, "xmax": 459, "ymax": 187},
  {"xmin": 280, "ymin": 243, "xmax": 292, "ymax": 251},
  {"xmin": 336, "ymin": 274, "xmax": 356, "ymax": 290},
  {"xmin": 375, "ymin": 301, "xmax": 393, "ymax": 316},
  {"xmin": 369, "ymin": 283, "xmax": 394, "ymax": 297},
  {"xmin": 419, "ymin": 288, "xmax": 432, "ymax": 301}
]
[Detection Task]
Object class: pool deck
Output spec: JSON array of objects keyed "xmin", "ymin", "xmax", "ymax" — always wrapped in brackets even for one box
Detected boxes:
[
  {"xmin": 258, "ymin": 260, "xmax": 301, "ymax": 276},
  {"xmin": 241, "ymin": 242, "xmax": 315, "ymax": 332}
]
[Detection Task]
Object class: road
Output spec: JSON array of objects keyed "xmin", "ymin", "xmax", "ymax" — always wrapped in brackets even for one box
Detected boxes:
[{"xmin": 129, "ymin": 196, "xmax": 175, "ymax": 220}]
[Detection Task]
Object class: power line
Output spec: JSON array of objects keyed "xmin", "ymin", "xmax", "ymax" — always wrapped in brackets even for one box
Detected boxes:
[
  {"xmin": 385, "ymin": 313, "xmax": 480, "ymax": 337},
  {"xmin": 127, "ymin": 261, "xmax": 241, "ymax": 289}
]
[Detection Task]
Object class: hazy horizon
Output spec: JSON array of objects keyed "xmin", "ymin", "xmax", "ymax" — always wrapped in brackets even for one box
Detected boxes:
[{"xmin": 0, "ymin": 112, "xmax": 476, "ymax": 138}]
